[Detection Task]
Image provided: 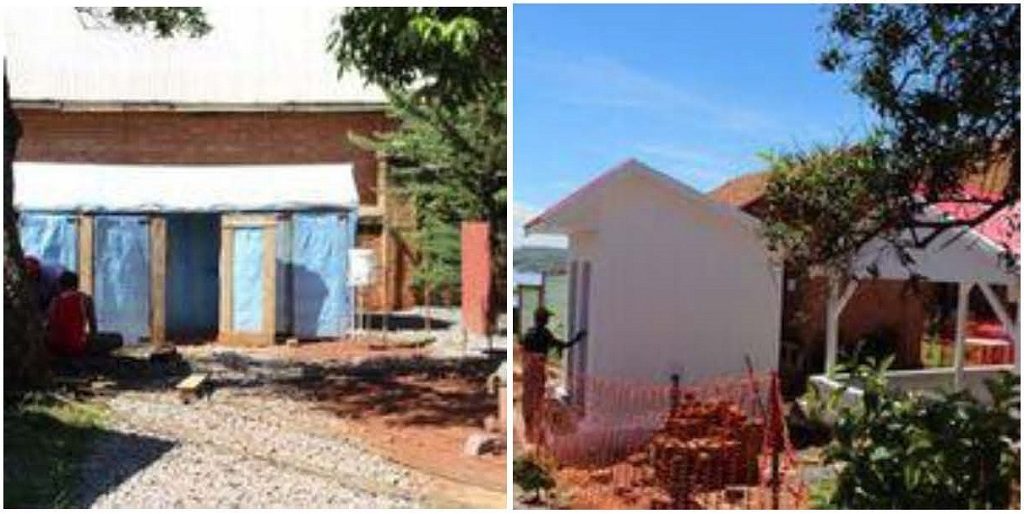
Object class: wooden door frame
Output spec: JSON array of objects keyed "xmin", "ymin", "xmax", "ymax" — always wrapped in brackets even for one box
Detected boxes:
[{"xmin": 219, "ymin": 214, "xmax": 277, "ymax": 346}]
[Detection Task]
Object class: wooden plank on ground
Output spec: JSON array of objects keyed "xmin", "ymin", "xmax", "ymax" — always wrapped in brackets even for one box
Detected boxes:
[{"xmin": 176, "ymin": 372, "xmax": 209, "ymax": 403}]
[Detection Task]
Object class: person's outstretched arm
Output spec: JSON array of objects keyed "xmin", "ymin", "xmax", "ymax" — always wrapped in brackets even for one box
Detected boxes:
[{"xmin": 558, "ymin": 330, "xmax": 587, "ymax": 349}]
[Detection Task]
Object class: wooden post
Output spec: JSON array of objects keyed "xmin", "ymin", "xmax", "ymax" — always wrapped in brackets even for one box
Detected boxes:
[
  {"xmin": 218, "ymin": 219, "xmax": 233, "ymax": 342},
  {"xmin": 953, "ymin": 281, "xmax": 971, "ymax": 390},
  {"xmin": 669, "ymin": 373, "xmax": 681, "ymax": 410},
  {"xmin": 77, "ymin": 215, "xmax": 94, "ymax": 296},
  {"xmin": 769, "ymin": 373, "xmax": 782, "ymax": 510},
  {"xmin": 261, "ymin": 221, "xmax": 277, "ymax": 346},
  {"xmin": 149, "ymin": 216, "xmax": 167, "ymax": 345}
]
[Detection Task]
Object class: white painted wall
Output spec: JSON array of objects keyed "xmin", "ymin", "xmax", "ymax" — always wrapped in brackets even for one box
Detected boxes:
[{"xmin": 571, "ymin": 173, "xmax": 782, "ymax": 389}]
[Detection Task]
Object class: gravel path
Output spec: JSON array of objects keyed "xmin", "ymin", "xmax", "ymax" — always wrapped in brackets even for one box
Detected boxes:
[{"xmin": 77, "ymin": 389, "xmax": 425, "ymax": 508}]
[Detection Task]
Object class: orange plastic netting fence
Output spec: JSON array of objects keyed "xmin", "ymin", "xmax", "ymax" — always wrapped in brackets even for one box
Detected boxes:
[{"xmin": 520, "ymin": 353, "xmax": 807, "ymax": 509}]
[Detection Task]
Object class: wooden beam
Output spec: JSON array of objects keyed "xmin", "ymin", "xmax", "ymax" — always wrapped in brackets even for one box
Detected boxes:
[
  {"xmin": 77, "ymin": 215, "xmax": 94, "ymax": 295},
  {"xmin": 222, "ymin": 214, "xmax": 278, "ymax": 228},
  {"xmin": 836, "ymin": 280, "xmax": 858, "ymax": 314},
  {"xmin": 953, "ymin": 282, "xmax": 972, "ymax": 390},
  {"xmin": 149, "ymin": 216, "xmax": 167, "ymax": 345},
  {"xmin": 218, "ymin": 220, "xmax": 233, "ymax": 341},
  {"xmin": 261, "ymin": 222, "xmax": 277, "ymax": 346}
]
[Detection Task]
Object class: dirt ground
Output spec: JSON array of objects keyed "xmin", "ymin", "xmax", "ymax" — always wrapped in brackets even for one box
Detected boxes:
[{"xmin": 187, "ymin": 339, "xmax": 508, "ymax": 508}]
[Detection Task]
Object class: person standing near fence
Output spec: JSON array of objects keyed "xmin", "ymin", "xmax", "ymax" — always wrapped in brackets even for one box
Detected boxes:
[{"xmin": 521, "ymin": 306, "xmax": 585, "ymax": 443}]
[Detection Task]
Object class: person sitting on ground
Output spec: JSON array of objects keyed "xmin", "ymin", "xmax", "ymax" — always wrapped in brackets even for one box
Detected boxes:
[
  {"xmin": 46, "ymin": 270, "xmax": 97, "ymax": 359},
  {"xmin": 23, "ymin": 255, "xmax": 65, "ymax": 312},
  {"xmin": 520, "ymin": 307, "xmax": 585, "ymax": 444}
]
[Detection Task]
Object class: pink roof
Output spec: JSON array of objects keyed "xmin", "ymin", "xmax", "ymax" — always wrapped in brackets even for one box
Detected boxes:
[{"xmin": 932, "ymin": 184, "xmax": 1020, "ymax": 256}]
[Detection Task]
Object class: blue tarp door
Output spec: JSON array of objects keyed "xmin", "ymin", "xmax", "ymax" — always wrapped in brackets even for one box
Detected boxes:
[
  {"xmin": 94, "ymin": 215, "xmax": 150, "ymax": 344},
  {"xmin": 290, "ymin": 212, "xmax": 352, "ymax": 338},
  {"xmin": 232, "ymin": 227, "xmax": 265, "ymax": 333},
  {"xmin": 19, "ymin": 213, "xmax": 78, "ymax": 271},
  {"xmin": 222, "ymin": 214, "xmax": 276, "ymax": 345}
]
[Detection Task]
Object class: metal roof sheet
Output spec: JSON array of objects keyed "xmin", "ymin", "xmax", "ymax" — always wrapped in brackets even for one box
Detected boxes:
[{"xmin": 4, "ymin": 5, "xmax": 387, "ymax": 106}]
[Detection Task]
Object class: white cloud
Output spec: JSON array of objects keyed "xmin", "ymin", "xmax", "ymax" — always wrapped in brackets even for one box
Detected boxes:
[
  {"xmin": 520, "ymin": 51, "xmax": 783, "ymax": 137},
  {"xmin": 513, "ymin": 202, "xmax": 568, "ymax": 249}
]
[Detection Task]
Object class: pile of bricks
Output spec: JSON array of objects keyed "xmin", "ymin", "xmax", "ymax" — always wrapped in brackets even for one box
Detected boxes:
[{"xmin": 647, "ymin": 394, "xmax": 763, "ymax": 508}]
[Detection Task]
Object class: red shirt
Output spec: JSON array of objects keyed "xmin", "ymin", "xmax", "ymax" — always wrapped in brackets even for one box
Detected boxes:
[{"xmin": 48, "ymin": 291, "xmax": 88, "ymax": 357}]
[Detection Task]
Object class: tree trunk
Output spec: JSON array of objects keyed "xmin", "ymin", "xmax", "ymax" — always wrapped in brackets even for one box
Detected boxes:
[{"xmin": 4, "ymin": 71, "xmax": 48, "ymax": 393}]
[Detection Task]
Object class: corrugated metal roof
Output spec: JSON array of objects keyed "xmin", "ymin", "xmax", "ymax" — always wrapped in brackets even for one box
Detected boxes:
[{"xmin": 4, "ymin": 5, "xmax": 387, "ymax": 106}]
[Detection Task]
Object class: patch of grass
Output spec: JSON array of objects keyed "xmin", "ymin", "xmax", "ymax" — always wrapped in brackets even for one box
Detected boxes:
[{"xmin": 4, "ymin": 393, "xmax": 109, "ymax": 508}]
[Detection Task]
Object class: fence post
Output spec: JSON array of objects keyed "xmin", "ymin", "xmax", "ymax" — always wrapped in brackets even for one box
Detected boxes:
[
  {"xmin": 670, "ymin": 373, "xmax": 681, "ymax": 411},
  {"xmin": 769, "ymin": 372, "xmax": 781, "ymax": 509}
]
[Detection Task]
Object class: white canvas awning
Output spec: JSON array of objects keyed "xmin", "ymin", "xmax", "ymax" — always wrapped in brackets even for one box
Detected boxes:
[{"xmin": 14, "ymin": 162, "xmax": 359, "ymax": 212}]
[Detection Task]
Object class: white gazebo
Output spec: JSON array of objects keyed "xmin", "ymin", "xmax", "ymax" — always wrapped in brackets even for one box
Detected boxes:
[{"xmin": 815, "ymin": 210, "xmax": 1019, "ymax": 401}]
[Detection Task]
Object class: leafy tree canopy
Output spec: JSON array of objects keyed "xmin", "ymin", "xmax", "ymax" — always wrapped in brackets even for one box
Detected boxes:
[
  {"xmin": 330, "ymin": 8, "xmax": 506, "ymax": 309},
  {"xmin": 75, "ymin": 7, "xmax": 210, "ymax": 38},
  {"xmin": 328, "ymin": 7, "xmax": 505, "ymax": 106},
  {"xmin": 762, "ymin": 4, "xmax": 1019, "ymax": 275}
]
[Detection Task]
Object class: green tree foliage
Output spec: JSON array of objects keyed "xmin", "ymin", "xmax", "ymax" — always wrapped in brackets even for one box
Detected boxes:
[
  {"xmin": 760, "ymin": 139, "xmax": 891, "ymax": 272},
  {"xmin": 328, "ymin": 7, "xmax": 504, "ymax": 107},
  {"xmin": 824, "ymin": 359, "xmax": 1020, "ymax": 509},
  {"xmin": 3, "ymin": 8, "xmax": 209, "ymax": 392},
  {"xmin": 763, "ymin": 4, "xmax": 1019, "ymax": 274},
  {"xmin": 76, "ymin": 7, "xmax": 210, "ymax": 38},
  {"xmin": 330, "ymin": 8, "xmax": 506, "ymax": 320}
]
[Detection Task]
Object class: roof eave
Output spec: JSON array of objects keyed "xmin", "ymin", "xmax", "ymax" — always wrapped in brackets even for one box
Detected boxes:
[{"xmin": 11, "ymin": 99, "xmax": 390, "ymax": 113}]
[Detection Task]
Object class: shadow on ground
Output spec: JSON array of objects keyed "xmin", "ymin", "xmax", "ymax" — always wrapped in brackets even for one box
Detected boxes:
[
  {"xmin": 189, "ymin": 351, "xmax": 502, "ymax": 430},
  {"xmin": 359, "ymin": 312, "xmax": 455, "ymax": 331},
  {"xmin": 4, "ymin": 395, "xmax": 175, "ymax": 508},
  {"xmin": 47, "ymin": 352, "xmax": 193, "ymax": 398},
  {"xmin": 72, "ymin": 430, "xmax": 176, "ymax": 507}
]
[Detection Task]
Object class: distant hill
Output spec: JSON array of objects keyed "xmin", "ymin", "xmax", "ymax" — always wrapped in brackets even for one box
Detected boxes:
[{"xmin": 514, "ymin": 246, "xmax": 569, "ymax": 274}]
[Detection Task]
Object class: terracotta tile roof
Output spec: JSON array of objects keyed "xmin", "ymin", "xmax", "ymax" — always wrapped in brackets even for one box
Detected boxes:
[
  {"xmin": 710, "ymin": 155, "xmax": 1014, "ymax": 210},
  {"xmin": 710, "ymin": 158, "xmax": 1019, "ymax": 255},
  {"xmin": 707, "ymin": 171, "xmax": 770, "ymax": 208}
]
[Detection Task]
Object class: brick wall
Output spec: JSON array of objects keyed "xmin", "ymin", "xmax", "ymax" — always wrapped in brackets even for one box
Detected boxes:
[
  {"xmin": 14, "ymin": 107, "xmax": 414, "ymax": 310},
  {"xmin": 14, "ymin": 109, "xmax": 395, "ymax": 205},
  {"xmin": 784, "ymin": 276, "xmax": 935, "ymax": 371}
]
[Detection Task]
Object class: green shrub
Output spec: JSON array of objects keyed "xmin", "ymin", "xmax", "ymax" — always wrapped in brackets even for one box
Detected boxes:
[
  {"xmin": 823, "ymin": 359, "xmax": 1020, "ymax": 509},
  {"xmin": 513, "ymin": 454, "xmax": 555, "ymax": 497}
]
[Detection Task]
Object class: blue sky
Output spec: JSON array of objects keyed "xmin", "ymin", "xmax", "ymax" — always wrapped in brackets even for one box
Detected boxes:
[{"xmin": 513, "ymin": 4, "xmax": 877, "ymax": 246}]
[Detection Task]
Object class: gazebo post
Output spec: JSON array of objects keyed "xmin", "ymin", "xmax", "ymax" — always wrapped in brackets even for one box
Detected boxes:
[
  {"xmin": 953, "ymin": 281, "xmax": 972, "ymax": 390},
  {"xmin": 825, "ymin": 280, "xmax": 840, "ymax": 374},
  {"xmin": 825, "ymin": 276, "xmax": 858, "ymax": 374}
]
